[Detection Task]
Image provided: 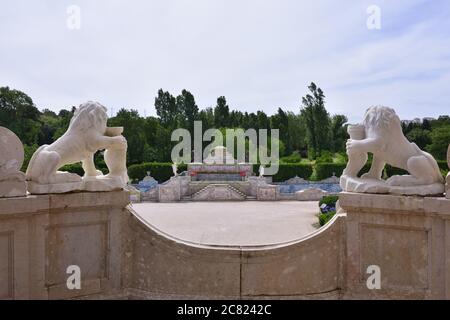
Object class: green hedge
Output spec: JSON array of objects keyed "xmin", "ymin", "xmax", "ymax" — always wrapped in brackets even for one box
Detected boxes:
[
  {"xmin": 60, "ymin": 162, "xmax": 109, "ymax": 176},
  {"xmin": 319, "ymin": 195, "xmax": 339, "ymax": 207},
  {"xmin": 272, "ymin": 163, "xmax": 313, "ymax": 182},
  {"xmin": 60, "ymin": 163, "xmax": 85, "ymax": 176},
  {"xmin": 437, "ymin": 160, "xmax": 448, "ymax": 171},
  {"xmin": 384, "ymin": 165, "xmax": 408, "ymax": 177},
  {"xmin": 314, "ymin": 163, "xmax": 346, "ymax": 180},
  {"xmin": 128, "ymin": 162, "xmax": 187, "ymax": 183},
  {"xmin": 252, "ymin": 163, "xmax": 313, "ymax": 181}
]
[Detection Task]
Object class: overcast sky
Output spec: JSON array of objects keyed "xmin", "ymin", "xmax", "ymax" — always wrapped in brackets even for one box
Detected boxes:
[{"xmin": 1, "ymin": 0, "xmax": 449, "ymax": 122}]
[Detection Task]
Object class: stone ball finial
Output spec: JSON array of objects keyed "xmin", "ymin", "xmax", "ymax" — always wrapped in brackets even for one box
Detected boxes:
[
  {"xmin": 0, "ymin": 127, "xmax": 24, "ymax": 173},
  {"xmin": 0, "ymin": 126, "xmax": 27, "ymax": 197}
]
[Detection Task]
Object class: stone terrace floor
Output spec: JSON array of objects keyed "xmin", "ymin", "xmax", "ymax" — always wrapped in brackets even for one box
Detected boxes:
[{"xmin": 131, "ymin": 201, "xmax": 319, "ymax": 246}]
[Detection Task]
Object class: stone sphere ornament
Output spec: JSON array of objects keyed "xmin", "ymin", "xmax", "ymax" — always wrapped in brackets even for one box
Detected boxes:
[{"xmin": 0, "ymin": 126, "xmax": 27, "ymax": 197}]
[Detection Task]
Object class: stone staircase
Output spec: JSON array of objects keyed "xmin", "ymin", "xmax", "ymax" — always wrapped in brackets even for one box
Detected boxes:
[{"xmin": 186, "ymin": 183, "xmax": 246, "ymax": 201}]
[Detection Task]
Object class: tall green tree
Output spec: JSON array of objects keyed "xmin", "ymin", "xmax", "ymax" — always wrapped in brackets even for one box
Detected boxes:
[
  {"xmin": 0, "ymin": 86, "xmax": 42, "ymax": 145},
  {"xmin": 214, "ymin": 96, "xmax": 230, "ymax": 128},
  {"xmin": 330, "ymin": 114, "xmax": 348, "ymax": 153},
  {"xmin": 300, "ymin": 82, "xmax": 331, "ymax": 159},
  {"xmin": 108, "ymin": 108, "xmax": 146, "ymax": 165},
  {"xmin": 426, "ymin": 126, "xmax": 450, "ymax": 160},
  {"xmin": 154, "ymin": 89, "xmax": 178, "ymax": 128},
  {"xmin": 176, "ymin": 89, "xmax": 198, "ymax": 134}
]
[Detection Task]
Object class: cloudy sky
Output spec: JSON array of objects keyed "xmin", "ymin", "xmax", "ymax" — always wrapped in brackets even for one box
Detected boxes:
[{"xmin": 1, "ymin": 0, "xmax": 449, "ymax": 122}]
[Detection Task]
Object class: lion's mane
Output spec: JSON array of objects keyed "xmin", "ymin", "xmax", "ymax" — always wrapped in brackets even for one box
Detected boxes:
[{"xmin": 68, "ymin": 101, "xmax": 108, "ymax": 133}]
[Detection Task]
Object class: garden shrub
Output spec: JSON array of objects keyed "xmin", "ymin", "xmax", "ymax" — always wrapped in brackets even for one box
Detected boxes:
[
  {"xmin": 319, "ymin": 195, "xmax": 339, "ymax": 207},
  {"xmin": 60, "ymin": 163, "xmax": 84, "ymax": 176},
  {"xmin": 272, "ymin": 163, "xmax": 313, "ymax": 182},
  {"xmin": 315, "ymin": 151, "xmax": 333, "ymax": 164},
  {"xmin": 319, "ymin": 212, "xmax": 336, "ymax": 226},
  {"xmin": 280, "ymin": 151, "xmax": 302, "ymax": 163},
  {"xmin": 437, "ymin": 160, "xmax": 448, "ymax": 171},
  {"xmin": 314, "ymin": 163, "xmax": 346, "ymax": 180},
  {"xmin": 128, "ymin": 162, "xmax": 187, "ymax": 183},
  {"xmin": 318, "ymin": 194, "xmax": 339, "ymax": 227}
]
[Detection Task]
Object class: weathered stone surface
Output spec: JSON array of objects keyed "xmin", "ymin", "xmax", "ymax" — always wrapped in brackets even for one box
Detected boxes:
[
  {"xmin": 0, "ymin": 127, "xmax": 27, "ymax": 198},
  {"xmin": 125, "ymin": 206, "xmax": 346, "ymax": 299},
  {"xmin": 340, "ymin": 192, "xmax": 450, "ymax": 299},
  {"xmin": 341, "ymin": 106, "xmax": 444, "ymax": 196},
  {"xmin": 158, "ymin": 176, "xmax": 181, "ymax": 202},
  {"xmin": 257, "ymin": 185, "xmax": 277, "ymax": 200},
  {"xmin": 295, "ymin": 188, "xmax": 328, "ymax": 201},
  {"xmin": 190, "ymin": 184, "xmax": 245, "ymax": 201},
  {"xmin": 0, "ymin": 191, "xmax": 129, "ymax": 299}
]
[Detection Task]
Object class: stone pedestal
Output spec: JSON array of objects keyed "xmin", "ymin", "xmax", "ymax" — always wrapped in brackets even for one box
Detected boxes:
[
  {"xmin": 0, "ymin": 180, "xmax": 27, "ymax": 198},
  {"xmin": 0, "ymin": 191, "xmax": 129, "ymax": 299},
  {"xmin": 339, "ymin": 192, "xmax": 450, "ymax": 299}
]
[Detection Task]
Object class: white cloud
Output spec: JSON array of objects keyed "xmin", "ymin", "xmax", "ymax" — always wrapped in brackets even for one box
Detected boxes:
[{"xmin": 0, "ymin": 0, "xmax": 449, "ymax": 121}]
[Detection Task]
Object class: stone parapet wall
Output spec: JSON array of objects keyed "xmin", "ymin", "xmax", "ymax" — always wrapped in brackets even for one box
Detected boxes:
[
  {"xmin": 0, "ymin": 191, "xmax": 129, "ymax": 299},
  {"xmin": 123, "ymin": 207, "xmax": 346, "ymax": 299},
  {"xmin": 2, "ymin": 189, "xmax": 450, "ymax": 299}
]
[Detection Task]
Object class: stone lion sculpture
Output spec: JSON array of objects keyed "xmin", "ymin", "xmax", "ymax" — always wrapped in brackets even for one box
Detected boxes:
[
  {"xmin": 26, "ymin": 101, "xmax": 128, "ymax": 194},
  {"xmin": 341, "ymin": 106, "xmax": 444, "ymax": 195}
]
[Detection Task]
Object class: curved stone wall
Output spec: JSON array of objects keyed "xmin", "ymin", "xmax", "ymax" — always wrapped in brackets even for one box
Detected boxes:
[{"xmin": 122, "ymin": 207, "xmax": 347, "ymax": 299}]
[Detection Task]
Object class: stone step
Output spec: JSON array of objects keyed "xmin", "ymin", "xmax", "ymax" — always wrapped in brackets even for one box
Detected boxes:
[{"xmin": 190, "ymin": 183, "xmax": 246, "ymax": 201}]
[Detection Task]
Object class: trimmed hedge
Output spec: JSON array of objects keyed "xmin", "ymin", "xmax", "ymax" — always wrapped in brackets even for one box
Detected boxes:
[
  {"xmin": 437, "ymin": 160, "xmax": 448, "ymax": 171},
  {"xmin": 252, "ymin": 163, "xmax": 313, "ymax": 181},
  {"xmin": 60, "ymin": 162, "xmax": 109, "ymax": 176},
  {"xmin": 128, "ymin": 162, "xmax": 187, "ymax": 183},
  {"xmin": 60, "ymin": 163, "xmax": 85, "ymax": 176},
  {"xmin": 271, "ymin": 163, "xmax": 313, "ymax": 182},
  {"xmin": 319, "ymin": 195, "xmax": 339, "ymax": 207},
  {"xmin": 314, "ymin": 163, "xmax": 346, "ymax": 180},
  {"xmin": 384, "ymin": 165, "xmax": 408, "ymax": 177}
]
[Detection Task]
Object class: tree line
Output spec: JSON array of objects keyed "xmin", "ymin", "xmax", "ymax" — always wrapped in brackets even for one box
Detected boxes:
[{"xmin": 0, "ymin": 84, "xmax": 449, "ymax": 172}]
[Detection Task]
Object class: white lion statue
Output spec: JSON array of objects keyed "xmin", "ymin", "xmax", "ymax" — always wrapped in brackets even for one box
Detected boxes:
[
  {"xmin": 341, "ymin": 106, "xmax": 444, "ymax": 196},
  {"xmin": 26, "ymin": 101, "xmax": 128, "ymax": 194}
]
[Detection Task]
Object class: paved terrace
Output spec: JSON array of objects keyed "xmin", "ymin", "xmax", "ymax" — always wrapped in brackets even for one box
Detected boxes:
[{"xmin": 131, "ymin": 201, "xmax": 319, "ymax": 246}]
